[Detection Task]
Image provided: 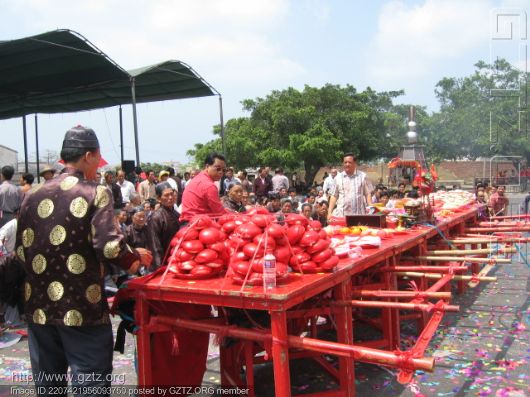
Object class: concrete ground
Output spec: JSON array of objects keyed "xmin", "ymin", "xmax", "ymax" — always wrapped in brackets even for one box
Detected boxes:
[{"xmin": 1, "ymin": 194, "xmax": 528, "ymax": 396}]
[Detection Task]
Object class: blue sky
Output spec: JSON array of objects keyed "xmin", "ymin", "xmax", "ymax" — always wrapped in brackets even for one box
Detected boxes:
[{"xmin": 1, "ymin": 0, "xmax": 528, "ymax": 167}]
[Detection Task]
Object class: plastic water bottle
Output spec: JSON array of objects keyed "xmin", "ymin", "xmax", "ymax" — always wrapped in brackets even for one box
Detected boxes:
[{"xmin": 263, "ymin": 250, "xmax": 277, "ymax": 290}]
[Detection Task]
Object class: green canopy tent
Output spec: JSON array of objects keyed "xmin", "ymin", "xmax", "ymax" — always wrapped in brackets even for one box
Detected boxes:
[{"xmin": 0, "ymin": 29, "xmax": 222, "ymax": 176}]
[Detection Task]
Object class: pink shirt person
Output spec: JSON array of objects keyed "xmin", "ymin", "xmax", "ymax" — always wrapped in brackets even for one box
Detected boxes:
[{"xmin": 180, "ymin": 153, "xmax": 231, "ymax": 222}]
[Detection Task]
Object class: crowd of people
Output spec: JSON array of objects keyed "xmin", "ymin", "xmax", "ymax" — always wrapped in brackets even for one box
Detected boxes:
[
  {"xmin": 3, "ymin": 156, "xmax": 520, "ymax": 286},
  {"xmin": 1, "ymin": 155, "xmax": 525, "ymax": 288},
  {"xmin": 474, "ymin": 181, "xmax": 513, "ymax": 217}
]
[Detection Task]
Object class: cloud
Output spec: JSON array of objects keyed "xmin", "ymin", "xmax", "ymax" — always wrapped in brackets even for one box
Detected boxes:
[
  {"xmin": 367, "ymin": 0, "xmax": 494, "ymax": 86},
  {"xmin": 148, "ymin": 0, "xmax": 289, "ymax": 31},
  {"xmin": 302, "ymin": 0, "xmax": 330, "ymax": 24},
  {"xmin": 2, "ymin": 0, "xmax": 304, "ymax": 89}
]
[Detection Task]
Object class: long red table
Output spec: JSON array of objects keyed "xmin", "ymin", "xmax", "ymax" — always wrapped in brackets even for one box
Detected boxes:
[{"xmin": 126, "ymin": 206, "xmax": 480, "ymax": 396}]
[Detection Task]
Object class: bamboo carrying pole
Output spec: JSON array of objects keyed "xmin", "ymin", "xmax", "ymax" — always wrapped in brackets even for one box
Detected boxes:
[
  {"xmin": 382, "ymin": 266, "xmax": 468, "ymax": 273},
  {"xmin": 340, "ymin": 300, "xmax": 460, "ymax": 312},
  {"xmin": 490, "ymin": 214, "xmax": 530, "ymax": 220},
  {"xmin": 154, "ymin": 315, "xmax": 435, "ymax": 372},
  {"xmin": 396, "ymin": 271, "xmax": 497, "ymax": 281},
  {"xmin": 466, "ymin": 227, "xmax": 530, "ymax": 233},
  {"xmin": 425, "ymin": 247, "xmax": 516, "ymax": 255},
  {"xmin": 478, "ymin": 222, "xmax": 530, "ymax": 227},
  {"xmin": 457, "ymin": 233, "xmax": 530, "ymax": 238},
  {"xmin": 351, "ymin": 290, "xmax": 452, "ymax": 299},
  {"xmin": 468, "ymin": 264, "xmax": 496, "ymax": 288},
  {"xmin": 447, "ymin": 238, "xmax": 530, "ymax": 244},
  {"xmin": 405, "ymin": 256, "xmax": 511, "ymax": 264}
]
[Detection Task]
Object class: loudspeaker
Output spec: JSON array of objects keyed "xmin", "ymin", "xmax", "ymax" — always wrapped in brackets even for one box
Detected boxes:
[{"xmin": 122, "ymin": 160, "xmax": 135, "ymax": 174}]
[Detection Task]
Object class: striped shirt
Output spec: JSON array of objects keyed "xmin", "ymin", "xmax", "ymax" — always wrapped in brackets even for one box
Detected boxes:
[{"xmin": 330, "ymin": 170, "xmax": 372, "ymax": 216}]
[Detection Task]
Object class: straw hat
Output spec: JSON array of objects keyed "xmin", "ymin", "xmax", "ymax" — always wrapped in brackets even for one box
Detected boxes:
[{"xmin": 39, "ymin": 165, "xmax": 56, "ymax": 176}]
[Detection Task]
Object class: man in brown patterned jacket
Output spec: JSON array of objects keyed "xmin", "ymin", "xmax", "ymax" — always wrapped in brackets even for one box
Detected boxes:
[{"xmin": 15, "ymin": 126, "xmax": 152, "ymax": 396}]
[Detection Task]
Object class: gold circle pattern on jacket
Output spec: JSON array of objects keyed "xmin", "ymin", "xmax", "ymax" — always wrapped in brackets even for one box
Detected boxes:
[
  {"xmin": 95, "ymin": 185, "xmax": 110, "ymax": 208},
  {"xmin": 32, "ymin": 254, "xmax": 47, "ymax": 274},
  {"xmin": 33, "ymin": 309, "xmax": 46, "ymax": 324},
  {"xmin": 37, "ymin": 199, "xmax": 54, "ymax": 218},
  {"xmin": 17, "ymin": 245, "xmax": 25, "ymax": 262},
  {"xmin": 22, "ymin": 228, "xmax": 34, "ymax": 248},
  {"xmin": 69, "ymin": 197, "xmax": 88, "ymax": 218},
  {"xmin": 103, "ymin": 240, "xmax": 120, "ymax": 259},
  {"xmin": 85, "ymin": 284, "xmax": 102, "ymax": 304},
  {"xmin": 24, "ymin": 282, "xmax": 31, "ymax": 302},
  {"xmin": 47, "ymin": 281, "xmax": 64, "ymax": 301},
  {"xmin": 64, "ymin": 310, "xmax": 83, "ymax": 326},
  {"xmin": 60, "ymin": 176, "xmax": 79, "ymax": 191},
  {"xmin": 66, "ymin": 254, "xmax": 86, "ymax": 274},
  {"xmin": 49, "ymin": 225, "xmax": 66, "ymax": 246}
]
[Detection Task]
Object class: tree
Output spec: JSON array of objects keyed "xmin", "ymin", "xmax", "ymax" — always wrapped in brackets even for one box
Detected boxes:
[
  {"xmin": 186, "ymin": 141, "xmax": 222, "ymax": 169},
  {"xmin": 429, "ymin": 59, "xmax": 530, "ymax": 163},
  {"xmin": 189, "ymin": 84, "xmax": 408, "ymax": 185}
]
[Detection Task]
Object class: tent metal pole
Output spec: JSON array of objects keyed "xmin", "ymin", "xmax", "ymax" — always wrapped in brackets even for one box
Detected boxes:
[
  {"xmin": 130, "ymin": 78, "xmax": 140, "ymax": 166},
  {"xmin": 219, "ymin": 95, "xmax": 225, "ymax": 156},
  {"xmin": 119, "ymin": 105, "xmax": 124, "ymax": 166},
  {"xmin": 22, "ymin": 115, "xmax": 29, "ymax": 173},
  {"xmin": 35, "ymin": 114, "xmax": 40, "ymax": 183}
]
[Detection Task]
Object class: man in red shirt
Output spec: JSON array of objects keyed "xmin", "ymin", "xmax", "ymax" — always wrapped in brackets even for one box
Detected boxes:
[
  {"xmin": 160, "ymin": 152, "xmax": 230, "ymax": 389},
  {"xmin": 180, "ymin": 152, "xmax": 231, "ymax": 223}
]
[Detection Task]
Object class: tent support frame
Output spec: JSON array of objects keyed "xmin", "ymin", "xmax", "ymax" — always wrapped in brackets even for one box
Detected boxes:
[
  {"xmin": 35, "ymin": 114, "xmax": 40, "ymax": 183},
  {"xmin": 22, "ymin": 116, "xmax": 28, "ymax": 173},
  {"xmin": 131, "ymin": 78, "xmax": 140, "ymax": 166}
]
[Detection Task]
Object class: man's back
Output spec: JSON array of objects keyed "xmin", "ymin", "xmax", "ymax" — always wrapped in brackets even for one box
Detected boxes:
[
  {"xmin": 17, "ymin": 168, "xmax": 137, "ymax": 326},
  {"xmin": 118, "ymin": 179, "xmax": 136, "ymax": 203},
  {"xmin": 181, "ymin": 171, "xmax": 227, "ymax": 222},
  {"xmin": 0, "ymin": 180, "xmax": 21, "ymax": 227},
  {"xmin": 139, "ymin": 179, "xmax": 155, "ymax": 201},
  {"xmin": 323, "ymin": 175, "xmax": 335, "ymax": 195},
  {"xmin": 272, "ymin": 174, "xmax": 289, "ymax": 192}
]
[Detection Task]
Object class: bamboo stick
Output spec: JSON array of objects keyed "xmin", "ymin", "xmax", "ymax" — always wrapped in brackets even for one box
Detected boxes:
[
  {"xmin": 406, "ymin": 256, "xmax": 511, "ymax": 264},
  {"xmin": 490, "ymin": 214, "xmax": 530, "ymax": 220},
  {"xmin": 396, "ymin": 271, "xmax": 497, "ymax": 282},
  {"xmin": 382, "ymin": 266, "xmax": 468, "ymax": 273},
  {"xmin": 478, "ymin": 222, "xmax": 530, "ymax": 227},
  {"xmin": 351, "ymin": 290, "xmax": 452, "ymax": 299},
  {"xmin": 340, "ymin": 300, "xmax": 460, "ymax": 312},
  {"xmin": 468, "ymin": 264, "xmax": 495, "ymax": 288},
  {"xmin": 425, "ymin": 247, "xmax": 516, "ymax": 255},
  {"xmin": 465, "ymin": 227, "xmax": 530, "ymax": 233},
  {"xmin": 458, "ymin": 233, "xmax": 499, "ymax": 238},
  {"xmin": 456, "ymin": 233, "xmax": 527, "ymax": 239},
  {"xmin": 448, "ymin": 238, "xmax": 530, "ymax": 244}
]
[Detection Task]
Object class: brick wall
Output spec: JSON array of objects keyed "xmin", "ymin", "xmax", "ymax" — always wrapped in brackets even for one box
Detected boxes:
[
  {"xmin": 358, "ymin": 161, "xmax": 518, "ymax": 185},
  {"xmin": 312, "ymin": 161, "xmax": 521, "ymax": 187}
]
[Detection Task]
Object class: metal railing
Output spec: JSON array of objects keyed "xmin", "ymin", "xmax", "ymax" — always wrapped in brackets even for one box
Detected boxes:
[{"xmin": 473, "ymin": 177, "xmax": 528, "ymax": 193}]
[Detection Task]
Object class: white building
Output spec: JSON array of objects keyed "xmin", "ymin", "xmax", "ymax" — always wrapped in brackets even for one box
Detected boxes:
[{"xmin": 0, "ymin": 145, "xmax": 17, "ymax": 169}]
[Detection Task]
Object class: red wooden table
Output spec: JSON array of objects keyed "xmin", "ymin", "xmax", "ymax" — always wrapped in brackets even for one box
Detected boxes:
[{"xmin": 126, "ymin": 206, "xmax": 480, "ymax": 397}]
